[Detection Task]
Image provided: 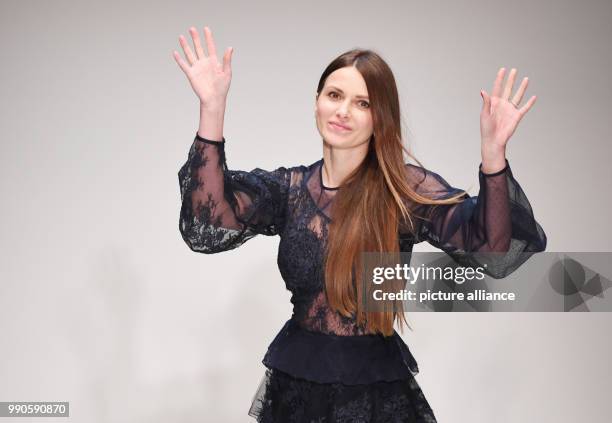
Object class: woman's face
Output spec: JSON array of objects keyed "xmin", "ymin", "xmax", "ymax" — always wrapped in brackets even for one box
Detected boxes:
[{"xmin": 315, "ymin": 66, "xmax": 373, "ymax": 150}]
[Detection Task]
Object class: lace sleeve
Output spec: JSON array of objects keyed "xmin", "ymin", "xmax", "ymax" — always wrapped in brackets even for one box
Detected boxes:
[
  {"xmin": 406, "ymin": 159, "xmax": 547, "ymax": 279},
  {"xmin": 178, "ymin": 133, "xmax": 291, "ymax": 254}
]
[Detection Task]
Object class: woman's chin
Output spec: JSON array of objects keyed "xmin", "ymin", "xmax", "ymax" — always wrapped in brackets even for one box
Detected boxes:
[{"xmin": 323, "ymin": 135, "xmax": 348, "ymax": 147}]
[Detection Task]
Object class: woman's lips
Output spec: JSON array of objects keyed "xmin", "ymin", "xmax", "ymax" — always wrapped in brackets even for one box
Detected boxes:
[{"xmin": 329, "ymin": 121, "xmax": 352, "ymax": 132}]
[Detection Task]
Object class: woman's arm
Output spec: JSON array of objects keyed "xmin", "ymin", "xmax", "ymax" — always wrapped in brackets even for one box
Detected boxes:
[
  {"xmin": 412, "ymin": 66, "xmax": 545, "ymax": 278},
  {"xmin": 407, "ymin": 161, "xmax": 546, "ymax": 279},
  {"xmin": 173, "ymin": 26, "xmax": 233, "ymax": 140},
  {"xmin": 174, "ymin": 27, "xmax": 291, "ymax": 254},
  {"xmin": 177, "ymin": 133, "xmax": 292, "ymax": 254}
]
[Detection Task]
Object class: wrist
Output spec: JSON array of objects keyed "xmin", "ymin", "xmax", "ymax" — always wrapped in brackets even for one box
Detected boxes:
[
  {"xmin": 480, "ymin": 156, "xmax": 507, "ymax": 174},
  {"xmin": 200, "ymin": 100, "xmax": 226, "ymax": 113},
  {"xmin": 480, "ymin": 144, "xmax": 506, "ymax": 174},
  {"xmin": 198, "ymin": 103, "xmax": 226, "ymax": 142},
  {"xmin": 481, "ymin": 142, "xmax": 505, "ymax": 158}
]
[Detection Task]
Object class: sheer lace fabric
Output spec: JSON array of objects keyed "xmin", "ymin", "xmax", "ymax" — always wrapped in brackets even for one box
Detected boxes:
[
  {"xmin": 178, "ymin": 132, "xmax": 547, "ymax": 421},
  {"xmin": 178, "ymin": 133, "xmax": 546, "ymax": 335},
  {"xmin": 248, "ymin": 367, "xmax": 436, "ymax": 423}
]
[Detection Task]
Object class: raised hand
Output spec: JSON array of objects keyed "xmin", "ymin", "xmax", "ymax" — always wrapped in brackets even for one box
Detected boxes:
[
  {"xmin": 480, "ymin": 67, "xmax": 536, "ymax": 153},
  {"xmin": 173, "ymin": 26, "xmax": 233, "ymax": 110},
  {"xmin": 477, "ymin": 67, "xmax": 536, "ymax": 173}
]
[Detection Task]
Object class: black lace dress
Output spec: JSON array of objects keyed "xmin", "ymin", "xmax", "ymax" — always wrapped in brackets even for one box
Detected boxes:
[{"xmin": 178, "ymin": 132, "xmax": 547, "ymax": 422}]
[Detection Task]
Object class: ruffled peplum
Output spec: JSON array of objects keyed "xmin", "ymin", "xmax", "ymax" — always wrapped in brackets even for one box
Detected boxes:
[{"xmin": 262, "ymin": 318, "xmax": 420, "ymax": 385}]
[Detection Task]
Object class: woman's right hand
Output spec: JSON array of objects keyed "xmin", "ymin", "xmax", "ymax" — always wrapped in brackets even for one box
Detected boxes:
[{"xmin": 173, "ymin": 26, "xmax": 233, "ymax": 110}]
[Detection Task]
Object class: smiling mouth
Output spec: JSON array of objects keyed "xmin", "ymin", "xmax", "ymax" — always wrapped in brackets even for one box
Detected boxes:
[{"xmin": 329, "ymin": 122, "xmax": 351, "ymax": 131}]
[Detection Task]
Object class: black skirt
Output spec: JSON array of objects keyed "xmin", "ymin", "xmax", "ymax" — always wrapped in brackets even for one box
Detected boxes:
[{"xmin": 248, "ymin": 366, "xmax": 437, "ymax": 422}]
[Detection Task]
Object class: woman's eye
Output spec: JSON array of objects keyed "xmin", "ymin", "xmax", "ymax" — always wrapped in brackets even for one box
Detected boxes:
[{"xmin": 328, "ymin": 92, "xmax": 368, "ymax": 108}]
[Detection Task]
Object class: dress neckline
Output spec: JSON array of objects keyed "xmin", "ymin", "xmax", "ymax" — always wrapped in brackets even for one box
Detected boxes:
[
  {"xmin": 319, "ymin": 159, "xmax": 340, "ymax": 191},
  {"xmin": 300, "ymin": 160, "xmax": 334, "ymax": 223}
]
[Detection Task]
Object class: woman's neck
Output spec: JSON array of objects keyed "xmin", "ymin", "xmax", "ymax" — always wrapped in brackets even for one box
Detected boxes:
[{"xmin": 321, "ymin": 141, "xmax": 369, "ymax": 188}]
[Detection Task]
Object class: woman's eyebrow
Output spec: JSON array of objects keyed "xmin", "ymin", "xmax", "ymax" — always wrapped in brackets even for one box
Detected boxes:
[{"xmin": 326, "ymin": 85, "xmax": 369, "ymax": 99}]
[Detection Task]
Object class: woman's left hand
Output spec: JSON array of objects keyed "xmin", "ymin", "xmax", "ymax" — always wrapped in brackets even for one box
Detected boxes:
[{"xmin": 479, "ymin": 67, "xmax": 536, "ymax": 171}]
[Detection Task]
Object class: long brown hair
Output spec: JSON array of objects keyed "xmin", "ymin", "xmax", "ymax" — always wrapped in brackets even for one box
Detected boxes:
[{"xmin": 320, "ymin": 49, "xmax": 467, "ymax": 337}]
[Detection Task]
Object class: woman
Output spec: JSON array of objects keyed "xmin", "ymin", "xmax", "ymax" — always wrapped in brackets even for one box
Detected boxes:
[{"xmin": 174, "ymin": 26, "xmax": 547, "ymax": 422}]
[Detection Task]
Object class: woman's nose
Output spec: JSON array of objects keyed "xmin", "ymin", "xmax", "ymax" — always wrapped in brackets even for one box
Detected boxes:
[{"xmin": 337, "ymin": 103, "xmax": 350, "ymax": 117}]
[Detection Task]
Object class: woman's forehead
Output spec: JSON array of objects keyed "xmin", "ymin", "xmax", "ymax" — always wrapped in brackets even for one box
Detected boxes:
[{"xmin": 324, "ymin": 67, "xmax": 369, "ymax": 96}]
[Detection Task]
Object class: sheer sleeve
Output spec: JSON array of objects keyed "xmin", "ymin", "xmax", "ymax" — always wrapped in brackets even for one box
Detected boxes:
[
  {"xmin": 178, "ymin": 132, "xmax": 292, "ymax": 254},
  {"xmin": 406, "ymin": 159, "xmax": 547, "ymax": 279}
]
